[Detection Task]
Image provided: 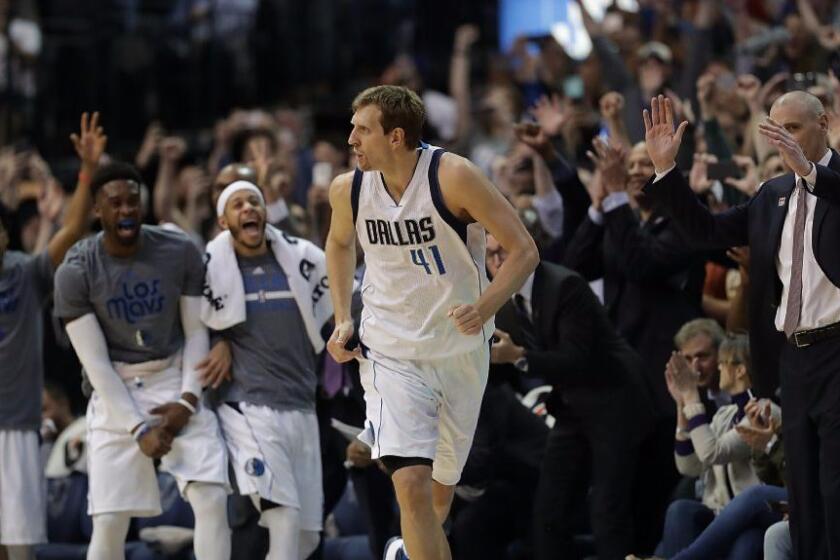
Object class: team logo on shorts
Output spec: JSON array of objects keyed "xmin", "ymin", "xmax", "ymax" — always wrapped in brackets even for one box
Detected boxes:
[{"xmin": 245, "ymin": 458, "xmax": 265, "ymax": 477}]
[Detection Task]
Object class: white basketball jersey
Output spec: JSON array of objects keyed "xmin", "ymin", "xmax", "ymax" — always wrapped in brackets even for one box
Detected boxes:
[{"xmin": 352, "ymin": 145, "xmax": 493, "ymax": 359}]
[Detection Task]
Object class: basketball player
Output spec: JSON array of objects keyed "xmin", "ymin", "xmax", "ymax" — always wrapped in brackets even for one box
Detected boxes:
[
  {"xmin": 0, "ymin": 113, "xmax": 102, "ymax": 560},
  {"xmin": 325, "ymin": 85, "xmax": 539, "ymax": 560},
  {"xmin": 53, "ymin": 162, "xmax": 230, "ymax": 560},
  {"xmin": 200, "ymin": 180, "xmax": 326, "ymax": 560}
]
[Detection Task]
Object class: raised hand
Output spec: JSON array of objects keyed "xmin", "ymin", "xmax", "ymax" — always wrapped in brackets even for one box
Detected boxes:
[
  {"xmin": 643, "ymin": 95, "xmax": 689, "ymax": 174},
  {"xmin": 818, "ymin": 25, "xmax": 840, "ymax": 50},
  {"xmin": 585, "ymin": 169, "xmax": 607, "ymax": 210},
  {"xmin": 599, "ymin": 92, "xmax": 625, "ymax": 122},
  {"xmin": 587, "ymin": 137, "xmax": 627, "ymax": 193},
  {"xmin": 454, "ymin": 23, "xmax": 480, "ymax": 53},
  {"xmin": 724, "ymin": 155, "xmax": 759, "ymax": 196},
  {"xmin": 758, "ymin": 118, "xmax": 812, "ymax": 177},
  {"xmin": 38, "ymin": 179, "xmax": 66, "ymax": 224},
  {"xmin": 689, "ymin": 153, "xmax": 718, "ymax": 194},
  {"xmin": 159, "ymin": 136, "xmax": 187, "ymax": 164},
  {"xmin": 735, "ymin": 74, "xmax": 762, "ymax": 112},
  {"xmin": 513, "ymin": 122, "xmax": 552, "ymax": 160},
  {"xmin": 531, "ymin": 93, "xmax": 568, "ymax": 137},
  {"xmin": 70, "ymin": 112, "xmax": 108, "ymax": 171},
  {"xmin": 727, "ymin": 245, "xmax": 751, "ymax": 275}
]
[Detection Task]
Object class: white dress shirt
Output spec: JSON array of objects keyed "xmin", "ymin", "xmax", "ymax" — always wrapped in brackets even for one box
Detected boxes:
[
  {"xmin": 515, "ymin": 272, "xmax": 536, "ymax": 321},
  {"xmin": 774, "ymin": 149, "xmax": 840, "ymax": 332}
]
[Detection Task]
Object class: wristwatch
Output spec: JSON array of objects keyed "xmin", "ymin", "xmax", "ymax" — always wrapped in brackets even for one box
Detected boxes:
[{"xmin": 514, "ymin": 354, "xmax": 529, "ymax": 373}]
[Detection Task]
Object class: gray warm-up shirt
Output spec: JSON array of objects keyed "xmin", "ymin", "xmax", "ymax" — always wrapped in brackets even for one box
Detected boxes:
[
  {"xmin": 53, "ymin": 226, "xmax": 205, "ymax": 363},
  {"xmin": 215, "ymin": 251, "xmax": 317, "ymax": 413},
  {"xmin": 0, "ymin": 251, "xmax": 53, "ymax": 431}
]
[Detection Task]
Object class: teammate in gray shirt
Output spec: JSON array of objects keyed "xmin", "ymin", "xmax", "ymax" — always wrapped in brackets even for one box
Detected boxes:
[
  {"xmin": 201, "ymin": 180, "xmax": 325, "ymax": 560},
  {"xmin": 53, "ymin": 161, "xmax": 230, "ymax": 560},
  {"xmin": 0, "ymin": 113, "xmax": 103, "ymax": 560}
]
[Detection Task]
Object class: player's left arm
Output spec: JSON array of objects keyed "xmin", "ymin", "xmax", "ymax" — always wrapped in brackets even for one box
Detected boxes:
[
  {"xmin": 150, "ymin": 295, "xmax": 208, "ymax": 436},
  {"xmin": 439, "ymin": 153, "xmax": 539, "ymax": 334}
]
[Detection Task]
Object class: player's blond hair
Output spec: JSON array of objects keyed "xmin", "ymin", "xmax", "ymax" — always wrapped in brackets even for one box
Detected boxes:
[{"xmin": 352, "ymin": 85, "xmax": 426, "ymax": 149}]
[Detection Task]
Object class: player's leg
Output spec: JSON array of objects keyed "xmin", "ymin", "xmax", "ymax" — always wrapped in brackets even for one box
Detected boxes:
[
  {"xmin": 87, "ymin": 512, "xmax": 131, "ymax": 560},
  {"xmin": 431, "ymin": 482, "xmax": 455, "ymax": 525},
  {"xmin": 4, "ymin": 546, "xmax": 34, "ymax": 560},
  {"xmin": 298, "ymin": 530, "xmax": 320, "ymax": 559},
  {"xmin": 0, "ymin": 431, "xmax": 46, "ymax": 555},
  {"xmin": 390, "ymin": 462, "xmax": 450, "ymax": 560},
  {"xmin": 184, "ymin": 482, "xmax": 231, "ymax": 560},
  {"xmin": 160, "ymin": 393, "xmax": 231, "ymax": 560},
  {"xmin": 259, "ymin": 503, "xmax": 301, "ymax": 560}
]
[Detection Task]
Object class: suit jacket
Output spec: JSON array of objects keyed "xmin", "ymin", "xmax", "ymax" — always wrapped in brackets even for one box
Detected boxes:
[
  {"xmin": 494, "ymin": 262, "xmax": 655, "ymax": 442},
  {"xmin": 563, "ymin": 203, "xmax": 705, "ymax": 416},
  {"xmin": 644, "ymin": 150, "xmax": 840, "ymax": 397}
]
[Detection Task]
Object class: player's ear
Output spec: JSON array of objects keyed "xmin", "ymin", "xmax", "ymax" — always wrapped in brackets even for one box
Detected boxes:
[
  {"xmin": 218, "ymin": 214, "xmax": 229, "ymax": 231},
  {"xmin": 390, "ymin": 127, "xmax": 406, "ymax": 150}
]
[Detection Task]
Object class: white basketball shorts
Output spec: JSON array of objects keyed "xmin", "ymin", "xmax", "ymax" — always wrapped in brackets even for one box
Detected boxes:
[
  {"xmin": 0, "ymin": 429, "xmax": 46, "ymax": 545},
  {"xmin": 86, "ymin": 358, "xmax": 229, "ymax": 517},
  {"xmin": 357, "ymin": 342, "xmax": 489, "ymax": 486},
  {"xmin": 217, "ymin": 403, "xmax": 323, "ymax": 531}
]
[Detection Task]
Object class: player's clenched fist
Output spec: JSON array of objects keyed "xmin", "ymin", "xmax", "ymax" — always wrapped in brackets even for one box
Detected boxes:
[
  {"xmin": 327, "ymin": 319, "xmax": 362, "ymax": 363},
  {"xmin": 448, "ymin": 304, "xmax": 483, "ymax": 336},
  {"xmin": 137, "ymin": 426, "xmax": 173, "ymax": 459}
]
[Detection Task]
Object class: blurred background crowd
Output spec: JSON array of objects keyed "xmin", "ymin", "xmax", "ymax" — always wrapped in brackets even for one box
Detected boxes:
[{"xmin": 2, "ymin": 0, "xmax": 840, "ymax": 558}]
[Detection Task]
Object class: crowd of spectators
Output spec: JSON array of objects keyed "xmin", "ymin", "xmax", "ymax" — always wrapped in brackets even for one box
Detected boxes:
[{"xmin": 2, "ymin": 0, "xmax": 840, "ymax": 558}]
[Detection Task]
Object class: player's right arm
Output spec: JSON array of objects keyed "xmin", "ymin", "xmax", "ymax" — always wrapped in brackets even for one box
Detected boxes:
[
  {"xmin": 54, "ymin": 259, "xmax": 171, "ymax": 457},
  {"xmin": 325, "ymin": 171, "xmax": 362, "ymax": 363}
]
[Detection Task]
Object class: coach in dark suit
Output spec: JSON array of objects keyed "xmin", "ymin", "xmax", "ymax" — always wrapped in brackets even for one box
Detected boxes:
[
  {"xmin": 486, "ymin": 234, "xmax": 654, "ymax": 560},
  {"xmin": 642, "ymin": 92, "xmax": 840, "ymax": 560}
]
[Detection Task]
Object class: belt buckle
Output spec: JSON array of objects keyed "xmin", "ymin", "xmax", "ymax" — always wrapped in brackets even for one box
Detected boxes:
[{"xmin": 793, "ymin": 331, "xmax": 812, "ymax": 348}]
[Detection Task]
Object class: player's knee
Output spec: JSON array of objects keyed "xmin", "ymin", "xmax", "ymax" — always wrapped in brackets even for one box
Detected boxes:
[
  {"xmin": 186, "ymin": 482, "xmax": 228, "ymax": 522},
  {"xmin": 299, "ymin": 530, "xmax": 320, "ymax": 559},
  {"xmin": 389, "ymin": 461, "xmax": 434, "ymax": 509},
  {"xmin": 92, "ymin": 512, "xmax": 131, "ymax": 537}
]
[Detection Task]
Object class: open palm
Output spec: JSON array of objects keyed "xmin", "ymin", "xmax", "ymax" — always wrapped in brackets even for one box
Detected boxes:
[
  {"xmin": 70, "ymin": 112, "xmax": 107, "ymax": 168},
  {"xmin": 643, "ymin": 95, "xmax": 688, "ymax": 173}
]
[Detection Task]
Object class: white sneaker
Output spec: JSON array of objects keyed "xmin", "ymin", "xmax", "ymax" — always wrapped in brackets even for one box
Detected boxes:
[
  {"xmin": 138, "ymin": 525, "xmax": 194, "ymax": 554},
  {"xmin": 383, "ymin": 536, "xmax": 409, "ymax": 560}
]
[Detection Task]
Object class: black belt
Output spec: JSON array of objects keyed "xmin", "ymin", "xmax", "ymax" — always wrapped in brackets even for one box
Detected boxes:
[{"xmin": 789, "ymin": 321, "xmax": 840, "ymax": 348}]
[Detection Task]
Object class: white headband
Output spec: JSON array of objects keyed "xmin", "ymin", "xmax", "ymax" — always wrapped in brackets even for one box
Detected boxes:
[{"xmin": 216, "ymin": 180, "xmax": 265, "ymax": 217}]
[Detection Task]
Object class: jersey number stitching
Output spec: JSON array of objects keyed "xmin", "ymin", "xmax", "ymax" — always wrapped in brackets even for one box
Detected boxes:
[{"xmin": 410, "ymin": 245, "xmax": 446, "ymax": 275}]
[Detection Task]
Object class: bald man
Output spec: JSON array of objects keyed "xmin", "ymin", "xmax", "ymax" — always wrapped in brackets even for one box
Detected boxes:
[{"xmin": 642, "ymin": 91, "xmax": 840, "ymax": 560}]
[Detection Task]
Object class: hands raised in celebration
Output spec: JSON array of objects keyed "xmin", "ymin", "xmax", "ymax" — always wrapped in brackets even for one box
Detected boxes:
[{"xmin": 643, "ymin": 95, "xmax": 689, "ymax": 175}]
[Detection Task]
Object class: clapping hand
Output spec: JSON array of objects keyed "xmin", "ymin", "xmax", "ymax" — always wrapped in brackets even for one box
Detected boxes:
[
  {"xmin": 643, "ymin": 95, "xmax": 689, "ymax": 174},
  {"xmin": 665, "ymin": 351, "xmax": 701, "ymax": 404},
  {"xmin": 735, "ymin": 399, "xmax": 779, "ymax": 451},
  {"xmin": 587, "ymin": 137, "xmax": 628, "ymax": 193}
]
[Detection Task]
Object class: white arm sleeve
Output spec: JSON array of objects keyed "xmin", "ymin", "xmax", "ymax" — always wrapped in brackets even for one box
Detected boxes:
[
  {"xmin": 65, "ymin": 313, "xmax": 144, "ymax": 433},
  {"xmin": 180, "ymin": 295, "xmax": 209, "ymax": 398}
]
